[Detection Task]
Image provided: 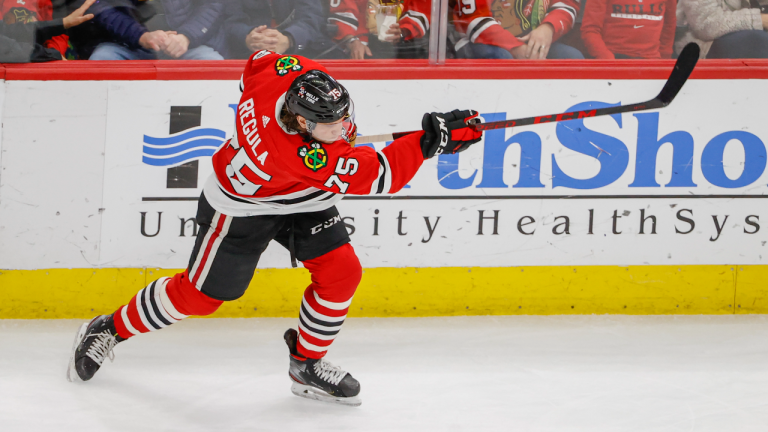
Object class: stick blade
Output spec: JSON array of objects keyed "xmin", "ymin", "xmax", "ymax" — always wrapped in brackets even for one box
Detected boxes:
[{"xmin": 655, "ymin": 43, "xmax": 700, "ymax": 106}]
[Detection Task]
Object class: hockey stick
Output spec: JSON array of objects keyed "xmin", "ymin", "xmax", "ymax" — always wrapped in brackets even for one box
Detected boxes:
[{"xmin": 355, "ymin": 42, "xmax": 700, "ymax": 145}]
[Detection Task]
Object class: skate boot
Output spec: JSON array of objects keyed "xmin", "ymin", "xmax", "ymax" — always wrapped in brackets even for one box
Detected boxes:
[
  {"xmin": 67, "ymin": 314, "xmax": 124, "ymax": 382},
  {"xmin": 284, "ymin": 328, "xmax": 361, "ymax": 406}
]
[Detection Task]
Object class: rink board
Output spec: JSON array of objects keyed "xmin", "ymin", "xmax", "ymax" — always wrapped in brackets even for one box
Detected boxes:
[
  {"xmin": 1, "ymin": 264, "xmax": 766, "ymax": 318},
  {"xmin": 1, "ymin": 62, "xmax": 768, "ymax": 317}
]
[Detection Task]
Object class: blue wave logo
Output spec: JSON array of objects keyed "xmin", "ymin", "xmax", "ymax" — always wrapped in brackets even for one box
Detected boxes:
[{"xmin": 142, "ymin": 128, "xmax": 226, "ymax": 167}]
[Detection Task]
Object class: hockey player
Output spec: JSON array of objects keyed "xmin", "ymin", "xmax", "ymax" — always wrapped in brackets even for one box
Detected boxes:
[{"xmin": 67, "ymin": 50, "xmax": 483, "ymax": 406}]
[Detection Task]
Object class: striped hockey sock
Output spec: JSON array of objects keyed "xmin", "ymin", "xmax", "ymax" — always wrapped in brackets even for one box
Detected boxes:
[
  {"xmin": 114, "ymin": 277, "xmax": 188, "ymax": 339},
  {"xmin": 297, "ymin": 287, "xmax": 354, "ymax": 359}
]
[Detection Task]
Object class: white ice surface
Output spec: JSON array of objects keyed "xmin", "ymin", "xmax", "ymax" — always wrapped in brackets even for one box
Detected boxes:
[{"xmin": 2, "ymin": 316, "xmax": 768, "ymax": 431}]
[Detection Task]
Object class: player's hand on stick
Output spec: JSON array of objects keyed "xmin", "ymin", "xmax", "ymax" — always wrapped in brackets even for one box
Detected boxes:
[
  {"xmin": 420, "ymin": 110, "xmax": 483, "ymax": 158},
  {"xmin": 63, "ymin": 0, "xmax": 96, "ymax": 29}
]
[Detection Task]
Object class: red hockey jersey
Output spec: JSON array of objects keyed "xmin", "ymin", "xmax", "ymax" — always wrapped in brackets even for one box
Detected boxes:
[
  {"xmin": 580, "ymin": 0, "xmax": 676, "ymax": 59},
  {"xmin": 206, "ymin": 50, "xmax": 425, "ymax": 217},
  {"xmin": 0, "ymin": 0, "xmax": 69, "ymax": 55},
  {"xmin": 328, "ymin": 0, "xmax": 370, "ymax": 45},
  {"xmin": 399, "ymin": 0, "xmax": 579, "ymax": 52}
]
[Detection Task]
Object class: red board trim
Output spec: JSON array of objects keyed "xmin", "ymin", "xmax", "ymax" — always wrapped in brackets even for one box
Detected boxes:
[{"xmin": 1, "ymin": 59, "xmax": 768, "ymax": 81}]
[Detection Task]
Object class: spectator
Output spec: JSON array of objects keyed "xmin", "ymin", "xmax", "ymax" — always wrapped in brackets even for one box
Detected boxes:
[
  {"xmin": 158, "ymin": 0, "xmax": 228, "ymax": 59},
  {"xmin": 0, "ymin": 0, "xmax": 94, "ymax": 62},
  {"xmin": 224, "ymin": 0, "xmax": 333, "ymax": 59},
  {"xmin": 2, "ymin": 0, "xmax": 70, "ymax": 58},
  {"xmin": 64, "ymin": 0, "xmax": 225, "ymax": 60},
  {"xmin": 328, "ymin": 0, "xmax": 372, "ymax": 59},
  {"xmin": 581, "ymin": 0, "xmax": 676, "ymax": 59},
  {"xmin": 676, "ymin": 0, "xmax": 768, "ymax": 58},
  {"xmin": 391, "ymin": 0, "xmax": 583, "ymax": 59}
]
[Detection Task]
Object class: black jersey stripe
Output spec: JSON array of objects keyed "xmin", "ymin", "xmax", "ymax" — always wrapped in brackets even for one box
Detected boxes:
[
  {"xmin": 468, "ymin": 17, "xmax": 495, "ymax": 41},
  {"xmin": 375, "ymin": 153, "xmax": 387, "ymax": 194},
  {"xmin": 319, "ymin": 192, "xmax": 336, "ymax": 201},
  {"xmin": 218, "ymin": 186, "xmax": 334, "ymax": 206},
  {"xmin": 329, "ymin": 14, "xmax": 359, "ymax": 28}
]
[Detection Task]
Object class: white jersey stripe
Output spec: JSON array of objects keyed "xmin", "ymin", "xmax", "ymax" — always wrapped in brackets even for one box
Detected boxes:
[
  {"xmin": 403, "ymin": 11, "xmax": 429, "ymax": 32},
  {"xmin": 470, "ymin": 20, "xmax": 498, "ymax": 43},
  {"xmin": 465, "ymin": 16, "xmax": 487, "ymax": 37},
  {"xmin": 550, "ymin": 2, "xmax": 577, "ymax": 20},
  {"xmin": 203, "ymin": 175, "xmax": 343, "ymax": 217}
]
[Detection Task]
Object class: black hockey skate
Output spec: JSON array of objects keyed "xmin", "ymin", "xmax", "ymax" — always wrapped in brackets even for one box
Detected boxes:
[
  {"xmin": 67, "ymin": 314, "xmax": 124, "ymax": 382},
  {"xmin": 284, "ymin": 328, "xmax": 361, "ymax": 407}
]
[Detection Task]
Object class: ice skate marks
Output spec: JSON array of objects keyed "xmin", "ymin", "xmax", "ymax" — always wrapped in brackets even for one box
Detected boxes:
[{"xmin": 142, "ymin": 127, "xmax": 226, "ymax": 167}]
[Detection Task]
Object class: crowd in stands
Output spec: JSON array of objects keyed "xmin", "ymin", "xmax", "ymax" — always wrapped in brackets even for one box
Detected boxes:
[{"xmin": 3, "ymin": 0, "xmax": 768, "ymax": 62}]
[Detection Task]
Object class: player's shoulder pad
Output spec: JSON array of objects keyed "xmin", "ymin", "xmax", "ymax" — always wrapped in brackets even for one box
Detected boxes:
[{"xmin": 245, "ymin": 50, "xmax": 326, "ymax": 80}]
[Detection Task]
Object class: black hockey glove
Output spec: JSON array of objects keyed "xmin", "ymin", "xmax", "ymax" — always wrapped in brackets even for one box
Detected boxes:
[{"xmin": 420, "ymin": 109, "xmax": 483, "ymax": 159}]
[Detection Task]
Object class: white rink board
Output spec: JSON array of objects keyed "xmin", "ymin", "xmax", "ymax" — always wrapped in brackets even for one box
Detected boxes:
[{"xmin": 1, "ymin": 78, "xmax": 768, "ymax": 269}]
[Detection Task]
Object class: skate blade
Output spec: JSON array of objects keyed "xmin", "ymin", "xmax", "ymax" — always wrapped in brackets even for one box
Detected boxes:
[
  {"xmin": 290, "ymin": 382, "xmax": 362, "ymax": 407},
  {"xmin": 66, "ymin": 323, "xmax": 88, "ymax": 382}
]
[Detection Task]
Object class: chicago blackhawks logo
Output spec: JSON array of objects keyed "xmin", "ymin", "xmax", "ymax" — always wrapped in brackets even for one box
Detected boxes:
[
  {"xmin": 298, "ymin": 143, "xmax": 328, "ymax": 171},
  {"xmin": 275, "ymin": 56, "xmax": 303, "ymax": 76}
]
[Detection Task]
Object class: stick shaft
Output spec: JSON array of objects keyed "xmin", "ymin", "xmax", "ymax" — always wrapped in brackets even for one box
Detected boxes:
[{"xmin": 354, "ymin": 43, "xmax": 699, "ymax": 146}]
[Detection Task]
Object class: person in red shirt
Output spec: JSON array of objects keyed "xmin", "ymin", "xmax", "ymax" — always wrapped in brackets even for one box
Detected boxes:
[
  {"xmin": 391, "ymin": 0, "xmax": 583, "ymax": 59},
  {"xmin": 328, "ymin": 0, "xmax": 372, "ymax": 59},
  {"xmin": 1, "ymin": 0, "xmax": 71, "ymax": 58},
  {"xmin": 580, "ymin": 0, "xmax": 676, "ymax": 59},
  {"xmin": 67, "ymin": 50, "xmax": 482, "ymax": 407}
]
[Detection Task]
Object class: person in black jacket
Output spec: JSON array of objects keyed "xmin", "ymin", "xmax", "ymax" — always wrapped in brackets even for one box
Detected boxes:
[
  {"xmin": 161, "ymin": 0, "xmax": 228, "ymax": 59},
  {"xmin": 224, "ymin": 0, "xmax": 336, "ymax": 59},
  {"xmin": 64, "ymin": 0, "xmax": 225, "ymax": 60},
  {"xmin": 0, "ymin": 0, "xmax": 94, "ymax": 62}
]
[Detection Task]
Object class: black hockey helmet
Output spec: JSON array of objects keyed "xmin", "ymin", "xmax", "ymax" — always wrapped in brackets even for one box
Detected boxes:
[{"xmin": 285, "ymin": 70, "xmax": 351, "ymax": 124}]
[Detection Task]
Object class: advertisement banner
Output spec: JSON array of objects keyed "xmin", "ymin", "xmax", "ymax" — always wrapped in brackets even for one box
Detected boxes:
[{"xmin": 96, "ymin": 79, "xmax": 768, "ymax": 268}]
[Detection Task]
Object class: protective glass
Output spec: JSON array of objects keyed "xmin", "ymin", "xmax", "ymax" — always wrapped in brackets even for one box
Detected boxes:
[{"xmin": 310, "ymin": 101, "xmax": 357, "ymax": 144}]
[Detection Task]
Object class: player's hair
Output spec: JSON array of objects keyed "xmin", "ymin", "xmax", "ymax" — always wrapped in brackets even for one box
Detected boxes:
[{"xmin": 280, "ymin": 103, "xmax": 305, "ymax": 133}]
